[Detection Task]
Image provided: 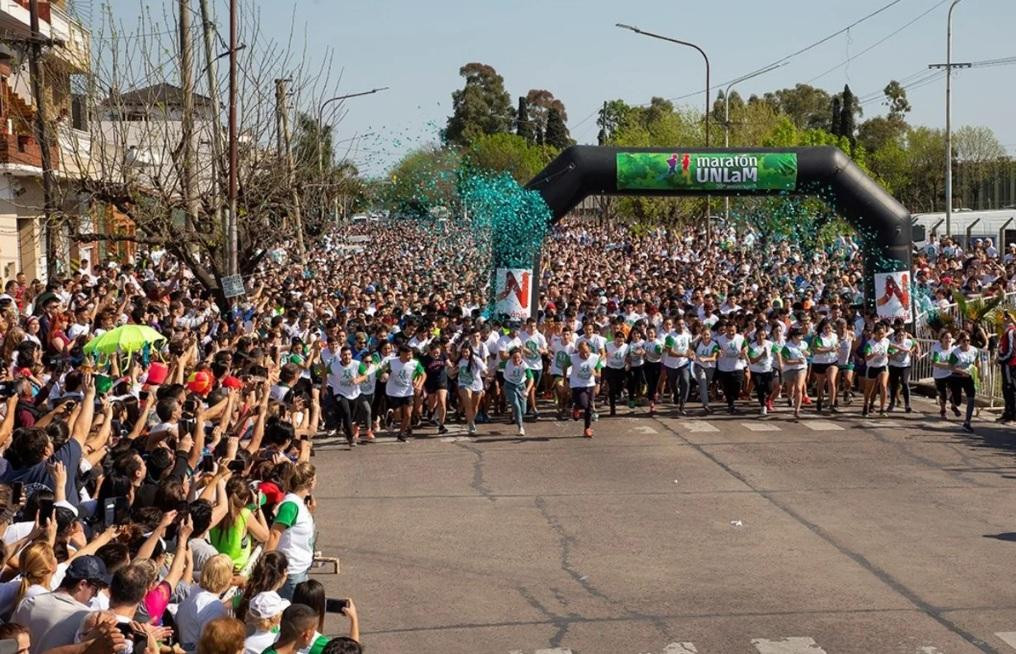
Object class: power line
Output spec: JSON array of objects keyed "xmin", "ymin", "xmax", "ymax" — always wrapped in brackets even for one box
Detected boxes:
[
  {"xmin": 805, "ymin": 0, "xmax": 949, "ymax": 84},
  {"xmin": 575, "ymin": 0, "xmax": 907, "ymax": 136}
]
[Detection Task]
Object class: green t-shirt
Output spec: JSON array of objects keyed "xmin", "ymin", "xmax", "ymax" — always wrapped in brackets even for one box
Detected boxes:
[
  {"xmin": 209, "ymin": 507, "xmax": 253, "ymax": 569},
  {"xmin": 263, "ymin": 632, "xmax": 329, "ymax": 654}
]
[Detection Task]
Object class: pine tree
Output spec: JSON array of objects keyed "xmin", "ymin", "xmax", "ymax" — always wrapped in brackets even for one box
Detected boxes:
[
  {"xmin": 544, "ymin": 107, "xmax": 571, "ymax": 149},
  {"xmin": 516, "ymin": 96, "xmax": 532, "ymax": 143},
  {"xmin": 839, "ymin": 84, "xmax": 857, "ymax": 151},
  {"xmin": 830, "ymin": 96, "xmax": 842, "ymax": 136}
]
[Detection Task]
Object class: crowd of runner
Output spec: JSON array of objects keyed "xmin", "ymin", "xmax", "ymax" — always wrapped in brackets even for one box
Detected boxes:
[{"xmin": 0, "ymin": 215, "xmax": 1013, "ymax": 652}]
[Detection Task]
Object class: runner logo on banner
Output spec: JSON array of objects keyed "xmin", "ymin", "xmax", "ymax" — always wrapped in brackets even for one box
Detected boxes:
[
  {"xmin": 875, "ymin": 270, "xmax": 912, "ymax": 322},
  {"xmin": 494, "ymin": 268, "xmax": 531, "ymax": 320}
]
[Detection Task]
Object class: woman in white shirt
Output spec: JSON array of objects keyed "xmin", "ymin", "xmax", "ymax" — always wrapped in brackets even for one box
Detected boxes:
[
  {"xmin": 642, "ymin": 325, "xmax": 664, "ymax": 417},
  {"xmin": 949, "ymin": 330, "xmax": 979, "ymax": 432},
  {"xmin": 549, "ymin": 327, "xmax": 576, "ymax": 420},
  {"xmin": 503, "ymin": 347, "xmax": 534, "ymax": 437},
  {"xmin": 930, "ymin": 329, "xmax": 958, "ymax": 419},
  {"xmin": 745, "ymin": 321, "xmax": 776, "ymax": 416},
  {"xmin": 626, "ymin": 325, "xmax": 647, "ymax": 413},
  {"xmin": 569, "ymin": 340, "xmax": 602, "ymax": 438},
  {"xmin": 692, "ymin": 326, "xmax": 719, "ymax": 415},
  {"xmin": 810, "ymin": 318, "xmax": 839, "ymax": 415},
  {"xmin": 834, "ymin": 319, "xmax": 854, "ymax": 409},
  {"xmin": 448, "ymin": 343, "xmax": 487, "ymax": 435},
  {"xmin": 715, "ymin": 321, "xmax": 746, "ymax": 415},
  {"xmin": 780, "ymin": 327, "xmax": 810, "ymax": 420},
  {"xmin": 862, "ymin": 322, "xmax": 891, "ymax": 417},
  {"xmin": 887, "ymin": 320, "xmax": 919, "ymax": 413},
  {"xmin": 603, "ymin": 330, "xmax": 629, "ymax": 417}
]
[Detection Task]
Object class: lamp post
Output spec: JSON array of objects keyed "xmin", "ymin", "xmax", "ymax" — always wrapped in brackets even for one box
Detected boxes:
[
  {"xmin": 316, "ymin": 87, "xmax": 389, "ymax": 222},
  {"xmin": 945, "ymin": 0, "xmax": 962, "ymax": 237},
  {"xmin": 722, "ymin": 62, "xmax": 786, "ymax": 222},
  {"xmin": 616, "ymin": 23, "xmax": 711, "ymax": 241}
]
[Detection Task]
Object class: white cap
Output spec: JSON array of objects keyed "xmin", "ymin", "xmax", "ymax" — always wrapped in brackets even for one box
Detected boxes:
[{"xmin": 249, "ymin": 591, "xmax": 290, "ymax": 619}]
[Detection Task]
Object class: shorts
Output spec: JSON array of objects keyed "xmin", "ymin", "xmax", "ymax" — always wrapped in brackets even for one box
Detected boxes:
[
  {"xmin": 386, "ymin": 395, "xmax": 413, "ymax": 408},
  {"xmin": 811, "ymin": 362, "xmax": 832, "ymax": 374},
  {"xmin": 424, "ymin": 380, "xmax": 446, "ymax": 394},
  {"xmin": 784, "ymin": 368, "xmax": 805, "ymax": 384},
  {"xmin": 865, "ymin": 366, "xmax": 887, "ymax": 379},
  {"xmin": 837, "ymin": 363, "xmax": 854, "ymax": 372}
]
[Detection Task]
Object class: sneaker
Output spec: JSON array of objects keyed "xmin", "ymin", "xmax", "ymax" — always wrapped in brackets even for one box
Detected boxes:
[
  {"xmin": 904, "ymin": 406, "xmax": 912, "ymax": 414},
  {"xmin": 878, "ymin": 409, "xmax": 887, "ymax": 417},
  {"xmin": 532, "ymin": 411, "xmax": 540, "ymax": 422},
  {"xmin": 437, "ymin": 424, "xmax": 448, "ymax": 435},
  {"xmin": 628, "ymin": 400, "xmax": 636, "ymax": 410},
  {"xmin": 352, "ymin": 425, "xmax": 360, "ymax": 440},
  {"xmin": 802, "ymin": 396, "xmax": 813, "ymax": 405},
  {"xmin": 592, "ymin": 412, "xmax": 599, "ymax": 422},
  {"xmin": 816, "ymin": 399, "xmax": 823, "ymax": 413},
  {"xmin": 951, "ymin": 405, "xmax": 961, "ymax": 417},
  {"xmin": 766, "ymin": 399, "xmax": 774, "ymax": 412},
  {"xmin": 517, "ymin": 426, "xmax": 526, "ymax": 437},
  {"xmin": 583, "ymin": 427, "xmax": 593, "ymax": 438},
  {"xmin": 467, "ymin": 423, "xmax": 477, "ymax": 435},
  {"xmin": 760, "ymin": 405, "xmax": 768, "ymax": 417},
  {"xmin": 397, "ymin": 432, "xmax": 408, "ymax": 442},
  {"xmin": 940, "ymin": 408, "xmax": 947, "ymax": 418},
  {"xmin": 572, "ymin": 407, "xmax": 581, "ymax": 421},
  {"xmin": 364, "ymin": 431, "xmax": 375, "ymax": 442},
  {"xmin": 962, "ymin": 421, "xmax": 974, "ymax": 433}
]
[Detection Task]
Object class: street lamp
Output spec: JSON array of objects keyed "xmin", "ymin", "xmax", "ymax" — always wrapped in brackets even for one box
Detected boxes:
[
  {"xmin": 616, "ymin": 23, "xmax": 712, "ymax": 242},
  {"xmin": 616, "ymin": 24, "xmax": 711, "ymax": 146},
  {"xmin": 316, "ymin": 87, "xmax": 388, "ymax": 223},
  {"xmin": 722, "ymin": 62, "xmax": 787, "ymax": 222}
]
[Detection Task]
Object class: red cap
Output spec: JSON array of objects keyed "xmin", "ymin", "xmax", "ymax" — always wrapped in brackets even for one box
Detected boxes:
[{"xmin": 221, "ymin": 375, "xmax": 244, "ymax": 390}]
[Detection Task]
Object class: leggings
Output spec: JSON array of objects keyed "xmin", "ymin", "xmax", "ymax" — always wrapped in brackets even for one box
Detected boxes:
[
  {"xmin": 628, "ymin": 365, "xmax": 645, "ymax": 402},
  {"xmin": 934, "ymin": 377, "xmax": 959, "ymax": 407},
  {"xmin": 949, "ymin": 374, "xmax": 976, "ymax": 423},
  {"xmin": 333, "ymin": 393, "xmax": 358, "ymax": 440},
  {"xmin": 717, "ymin": 369, "xmax": 742, "ymax": 409},
  {"xmin": 372, "ymin": 383, "xmax": 388, "ymax": 422},
  {"xmin": 605, "ymin": 367, "xmax": 626, "ymax": 411},
  {"xmin": 887, "ymin": 366, "xmax": 911, "ymax": 408},
  {"xmin": 571, "ymin": 386, "xmax": 593, "ymax": 428},
  {"xmin": 753, "ymin": 371, "xmax": 774, "ymax": 407},
  {"xmin": 644, "ymin": 362, "xmax": 662, "ymax": 402},
  {"xmin": 505, "ymin": 381, "xmax": 527, "ymax": 428},
  {"xmin": 665, "ymin": 364, "xmax": 691, "ymax": 406},
  {"xmin": 693, "ymin": 365, "xmax": 715, "ymax": 406},
  {"xmin": 356, "ymin": 393, "xmax": 373, "ymax": 428}
]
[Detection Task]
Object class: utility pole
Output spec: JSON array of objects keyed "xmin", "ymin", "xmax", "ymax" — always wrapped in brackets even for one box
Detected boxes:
[
  {"xmin": 198, "ymin": 0, "xmax": 227, "ymax": 274},
  {"xmin": 227, "ymin": 0, "xmax": 239, "ymax": 276},
  {"xmin": 178, "ymin": 0, "xmax": 198, "ymax": 234},
  {"xmin": 275, "ymin": 78, "xmax": 306, "ymax": 261},
  {"xmin": 27, "ymin": 0, "xmax": 58, "ymax": 279},
  {"xmin": 930, "ymin": 0, "xmax": 968, "ymax": 237}
]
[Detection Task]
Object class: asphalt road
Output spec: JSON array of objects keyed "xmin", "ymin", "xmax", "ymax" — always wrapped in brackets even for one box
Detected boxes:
[{"xmin": 305, "ymin": 399, "xmax": 1016, "ymax": 654}]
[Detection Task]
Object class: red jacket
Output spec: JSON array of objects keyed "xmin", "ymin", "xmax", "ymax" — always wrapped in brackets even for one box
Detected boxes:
[{"xmin": 999, "ymin": 325, "xmax": 1016, "ymax": 367}]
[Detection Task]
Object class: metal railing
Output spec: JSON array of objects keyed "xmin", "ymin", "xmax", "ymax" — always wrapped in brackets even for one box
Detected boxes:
[{"xmin": 913, "ymin": 337, "xmax": 1002, "ymax": 407}]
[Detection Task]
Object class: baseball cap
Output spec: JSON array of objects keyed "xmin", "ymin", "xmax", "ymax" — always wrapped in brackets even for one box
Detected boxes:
[
  {"xmin": 249, "ymin": 591, "xmax": 290, "ymax": 619},
  {"xmin": 65, "ymin": 555, "xmax": 112, "ymax": 587}
]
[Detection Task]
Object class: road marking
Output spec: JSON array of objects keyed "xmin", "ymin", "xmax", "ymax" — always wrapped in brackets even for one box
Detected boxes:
[
  {"xmin": 801, "ymin": 420, "xmax": 844, "ymax": 432},
  {"xmin": 683, "ymin": 421, "xmax": 719, "ymax": 432},
  {"xmin": 661, "ymin": 644, "xmax": 699, "ymax": 654},
  {"xmin": 917, "ymin": 647, "xmax": 945, "ymax": 653},
  {"xmin": 439, "ymin": 436, "xmax": 472, "ymax": 442},
  {"xmin": 634, "ymin": 425, "xmax": 658, "ymax": 434},
  {"xmin": 534, "ymin": 650, "xmax": 574, "ymax": 654},
  {"xmin": 752, "ymin": 637, "xmax": 828, "ymax": 653},
  {"xmin": 995, "ymin": 632, "xmax": 1016, "ymax": 649},
  {"xmin": 741, "ymin": 421, "xmax": 780, "ymax": 432}
]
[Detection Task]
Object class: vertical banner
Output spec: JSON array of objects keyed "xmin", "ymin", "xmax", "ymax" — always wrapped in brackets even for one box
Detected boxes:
[
  {"xmin": 874, "ymin": 270, "xmax": 912, "ymax": 322},
  {"xmin": 494, "ymin": 268, "xmax": 532, "ymax": 320}
]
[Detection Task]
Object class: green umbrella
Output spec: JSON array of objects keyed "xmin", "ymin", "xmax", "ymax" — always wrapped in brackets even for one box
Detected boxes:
[{"xmin": 83, "ymin": 324, "xmax": 167, "ymax": 356}]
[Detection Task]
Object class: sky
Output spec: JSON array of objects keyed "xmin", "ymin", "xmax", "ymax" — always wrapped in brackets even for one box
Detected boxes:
[{"xmin": 102, "ymin": 0, "xmax": 1016, "ymax": 176}]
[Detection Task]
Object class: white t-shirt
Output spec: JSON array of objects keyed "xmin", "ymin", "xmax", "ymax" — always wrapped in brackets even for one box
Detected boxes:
[
  {"xmin": 503, "ymin": 359, "xmax": 531, "ymax": 386},
  {"xmin": 662, "ymin": 330, "xmax": 691, "ymax": 369},
  {"xmin": 931, "ymin": 343, "xmax": 955, "ymax": 380},
  {"xmin": 384, "ymin": 357, "xmax": 423, "ymax": 398},
  {"xmin": 628, "ymin": 339, "xmax": 646, "ymax": 367},
  {"xmin": 520, "ymin": 330, "xmax": 547, "ymax": 371},
  {"xmin": 643, "ymin": 337, "xmax": 664, "ymax": 363},
  {"xmin": 456, "ymin": 356, "xmax": 487, "ymax": 392},
  {"xmin": 694, "ymin": 339, "xmax": 719, "ymax": 369},
  {"xmin": 888, "ymin": 336, "xmax": 915, "ymax": 367},
  {"xmin": 715, "ymin": 334, "xmax": 745, "ymax": 372},
  {"xmin": 176, "ymin": 587, "xmax": 229, "ymax": 651},
  {"xmin": 781, "ymin": 340, "xmax": 809, "ymax": 371},
  {"xmin": 745, "ymin": 339, "xmax": 774, "ymax": 374},
  {"xmin": 244, "ymin": 629, "xmax": 278, "ymax": 654},
  {"xmin": 604, "ymin": 342, "xmax": 629, "ymax": 369},
  {"xmin": 811, "ymin": 333, "xmax": 839, "ymax": 365},
  {"xmin": 327, "ymin": 359, "xmax": 368, "ymax": 400},
  {"xmin": 549, "ymin": 340, "xmax": 576, "ymax": 376},
  {"xmin": 496, "ymin": 335, "xmax": 523, "ymax": 368},
  {"xmin": 274, "ymin": 492, "xmax": 316, "ymax": 577},
  {"xmin": 577, "ymin": 333, "xmax": 606, "ymax": 356},
  {"xmin": 568, "ymin": 353, "xmax": 602, "ymax": 388},
  {"xmin": 864, "ymin": 338, "xmax": 890, "ymax": 368}
]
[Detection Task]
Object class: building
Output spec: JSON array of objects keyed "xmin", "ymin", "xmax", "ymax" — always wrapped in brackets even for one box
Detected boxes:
[{"xmin": 0, "ymin": 0, "xmax": 90, "ymax": 283}]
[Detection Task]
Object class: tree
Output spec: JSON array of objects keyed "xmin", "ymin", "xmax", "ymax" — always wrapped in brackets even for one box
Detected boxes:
[
  {"xmin": 953, "ymin": 125, "xmax": 1006, "ymax": 209},
  {"xmin": 464, "ymin": 132, "xmax": 554, "ymax": 183},
  {"xmin": 596, "ymin": 99, "xmax": 631, "ymax": 145},
  {"xmin": 544, "ymin": 108, "xmax": 572, "ymax": 149},
  {"xmin": 383, "ymin": 146, "xmax": 461, "ymax": 217},
  {"xmin": 444, "ymin": 63, "xmax": 515, "ymax": 147},
  {"xmin": 830, "ymin": 95, "xmax": 842, "ymax": 137},
  {"xmin": 761, "ymin": 84, "xmax": 832, "ymax": 131},
  {"xmin": 883, "ymin": 80, "xmax": 911, "ymax": 121},
  {"xmin": 837, "ymin": 84, "xmax": 858, "ymax": 152},
  {"xmin": 515, "ymin": 96, "xmax": 532, "ymax": 143},
  {"xmin": 523, "ymin": 89, "xmax": 568, "ymax": 145}
]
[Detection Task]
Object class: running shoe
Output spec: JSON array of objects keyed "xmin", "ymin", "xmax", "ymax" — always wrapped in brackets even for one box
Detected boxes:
[
  {"xmin": 628, "ymin": 400, "xmax": 636, "ymax": 410},
  {"xmin": 397, "ymin": 432, "xmax": 407, "ymax": 442},
  {"xmin": 572, "ymin": 407, "xmax": 581, "ymax": 421},
  {"xmin": 592, "ymin": 411, "xmax": 599, "ymax": 422},
  {"xmin": 437, "ymin": 424, "xmax": 448, "ymax": 435},
  {"xmin": 364, "ymin": 431, "xmax": 375, "ymax": 442},
  {"xmin": 583, "ymin": 427, "xmax": 593, "ymax": 438},
  {"xmin": 760, "ymin": 405, "xmax": 767, "ymax": 416},
  {"xmin": 962, "ymin": 422, "xmax": 974, "ymax": 433},
  {"xmin": 802, "ymin": 396, "xmax": 812, "ymax": 405},
  {"xmin": 517, "ymin": 426, "xmax": 526, "ymax": 437},
  {"xmin": 951, "ymin": 405, "xmax": 961, "ymax": 417},
  {"xmin": 467, "ymin": 423, "xmax": 477, "ymax": 435}
]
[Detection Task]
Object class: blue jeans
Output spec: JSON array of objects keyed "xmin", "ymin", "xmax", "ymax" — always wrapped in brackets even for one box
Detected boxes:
[
  {"xmin": 505, "ymin": 381, "xmax": 527, "ymax": 428},
  {"xmin": 278, "ymin": 570, "xmax": 309, "ymax": 600}
]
